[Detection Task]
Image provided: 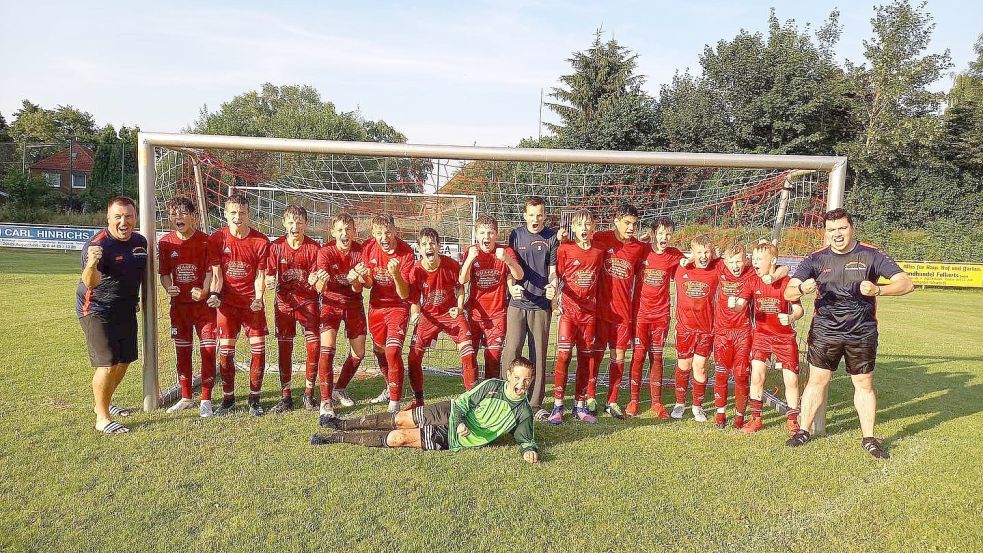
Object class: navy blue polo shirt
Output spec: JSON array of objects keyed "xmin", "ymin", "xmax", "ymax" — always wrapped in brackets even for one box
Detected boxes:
[{"xmin": 76, "ymin": 229, "xmax": 149, "ymax": 319}]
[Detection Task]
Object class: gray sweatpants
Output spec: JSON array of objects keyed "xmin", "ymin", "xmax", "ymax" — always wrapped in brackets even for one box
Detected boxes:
[{"xmin": 502, "ymin": 305, "xmax": 552, "ymax": 410}]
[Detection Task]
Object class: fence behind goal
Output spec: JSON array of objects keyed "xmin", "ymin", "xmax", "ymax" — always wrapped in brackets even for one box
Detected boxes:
[{"xmin": 143, "ymin": 133, "xmax": 845, "ymax": 410}]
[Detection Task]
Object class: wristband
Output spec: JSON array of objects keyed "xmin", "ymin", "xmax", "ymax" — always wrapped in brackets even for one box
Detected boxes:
[
  {"xmin": 208, "ymin": 291, "xmax": 221, "ymax": 299},
  {"xmin": 797, "ymin": 283, "xmax": 804, "ymax": 295}
]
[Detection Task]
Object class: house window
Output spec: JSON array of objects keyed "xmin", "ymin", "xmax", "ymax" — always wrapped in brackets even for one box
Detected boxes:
[
  {"xmin": 72, "ymin": 173, "xmax": 86, "ymax": 189},
  {"xmin": 45, "ymin": 172, "xmax": 61, "ymax": 188}
]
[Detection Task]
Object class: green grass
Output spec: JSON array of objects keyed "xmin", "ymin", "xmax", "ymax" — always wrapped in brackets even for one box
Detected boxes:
[{"xmin": 1, "ymin": 247, "xmax": 981, "ymax": 552}]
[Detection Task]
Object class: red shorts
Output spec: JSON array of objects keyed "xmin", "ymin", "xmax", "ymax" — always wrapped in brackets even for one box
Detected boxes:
[
  {"xmin": 752, "ymin": 332, "xmax": 800, "ymax": 374},
  {"xmin": 469, "ymin": 315, "xmax": 506, "ymax": 351},
  {"xmin": 319, "ymin": 302, "xmax": 368, "ymax": 338},
  {"xmin": 633, "ymin": 319, "xmax": 669, "ymax": 353},
  {"xmin": 412, "ymin": 312, "xmax": 472, "ymax": 349},
  {"xmin": 597, "ymin": 317, "xmax": 633, "ymax": 351},
  {"xmin": 713, "ymin": 327, "xmax": 752, "ymax": 378},
  {"xmin": 556, "ymin": 313, "xmax": 596, "ymax": 353},
  {"xmin": 169, "ymin": 302, "xmax": 216, "ymax": 342},
  {"xmin": 274, "ymin": 302, "xmax": 319, "ymax": 339},
  {"xmin": 675, "ymin": 326, "xmax": 713, "ymax": 360},
  {"xmin": 368, "ymin": 307, "xmax": 409, "ymax": 350},
  {"xmin": 216, "ymin": 303, "xmax": 268, "ymax": 339}
]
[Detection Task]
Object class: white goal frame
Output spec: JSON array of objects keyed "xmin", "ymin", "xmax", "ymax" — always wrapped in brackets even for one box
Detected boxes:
[{"xmin": 138, "ymin": 132, "xmax": 847, "ymax": 431}]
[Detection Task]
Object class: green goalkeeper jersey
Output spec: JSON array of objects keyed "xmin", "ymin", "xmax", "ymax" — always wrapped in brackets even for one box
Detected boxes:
[{"xmin": 448, "ymin": 379, "xmax": 538, "ymax": 456}]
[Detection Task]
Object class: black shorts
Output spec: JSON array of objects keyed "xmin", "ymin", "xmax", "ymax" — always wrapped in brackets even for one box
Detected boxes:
[
  {"xmin": 80, "ymin": 312, "xmax": 138, "ymax": 367},
  {"xmin": 412, "ymin": 401, "xmax": 451, "ymax": 451},
  {"xmin": 806, "ymin": 332, "xmax": 877, "ymax": 375}
]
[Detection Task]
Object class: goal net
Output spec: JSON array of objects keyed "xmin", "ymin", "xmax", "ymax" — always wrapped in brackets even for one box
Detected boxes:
[{"xmin": 140, "ymin": 134, "xmax": 846, "ymax": 416}]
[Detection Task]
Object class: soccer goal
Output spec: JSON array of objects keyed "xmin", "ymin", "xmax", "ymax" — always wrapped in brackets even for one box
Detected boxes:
[{"xmin": 139, "ymin": 133, "xmax": 846, "ymax": 431}]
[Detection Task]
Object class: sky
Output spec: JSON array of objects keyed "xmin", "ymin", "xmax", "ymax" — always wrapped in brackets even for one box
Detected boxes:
[{"xmin": 0, "ymin": 0, "xmax": 980, "ymax": 147}]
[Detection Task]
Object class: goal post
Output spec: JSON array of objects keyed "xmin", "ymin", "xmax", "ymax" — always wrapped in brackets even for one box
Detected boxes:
[{"xmin": 138, "ymin": 131, "xmax": 846, "ymax": 433}]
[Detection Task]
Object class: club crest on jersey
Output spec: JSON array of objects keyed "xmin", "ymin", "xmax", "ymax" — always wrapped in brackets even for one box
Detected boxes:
[
  {"xmin": 573, "ymin": 260, "xmax": 580, "ymax": 266},
  {"xmin": 845, "ymin": 261, "xmax": 868, "ymax": 272},
  {"xmin": 607, "ymin": 248, "xmax": 614, "ymax": 254},
  {"xmin": 170, "ymin": 251, "xmax": 179, "ymax": 258},
  {"xmin": 280, "ymin": 258, "xmax": 288, "ymax": 264},
  {"xmin": 224, "ymin": 247, "xmax": 232, "ymax": 254}
]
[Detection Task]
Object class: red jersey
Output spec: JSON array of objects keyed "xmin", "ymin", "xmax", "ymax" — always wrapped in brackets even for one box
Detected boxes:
[
  {"xmin": 556, "ymin": 242, "xmax": 604, "ymax": 317},
  {"xmin": 268, "ymin": 235, "xmax": 320, "ymax": 310},
  {"xmin": 714, "ymin": 261, "xmax": 755, "ymax": 332},
  {"xmin": 158, "ymin": 230, "xmax": 210, "ymax": 304},
  {"xmin": 363, "ymin": 238, "xmax": 416, "ymax": 309},
  {"xmin": 409, "ymin": 255, "xmax": 461, "ymax": 316},
  {"xmin": 208, "ymin": 227, "xmax": 270, "ymax": 308},
  {"xmin": 593, "ymin": 230, "xmax": 646, "ymax": 322},
  {"xmin": 634, "ymin": 246, "xmax": 684, "ymax": 322},
  {"xmin": 317, "ymin": 240, "xmax": 364, "ymax": 307},
  {"xmin": 741, "ymin": 275, "xmax": 800, "ymax": 337},
  {"xmin": 674, "ymin": 263, "xmax": 718, "ymax": 332},
  {"xmin": 465, "ymin": 246, "xmax": 518, "ymax": 320}
]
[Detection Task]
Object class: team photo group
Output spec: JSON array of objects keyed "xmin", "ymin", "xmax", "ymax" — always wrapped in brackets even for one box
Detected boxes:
[{"xmin": 77, "ymin": 192, "xmax": 914, "ymax": 462}]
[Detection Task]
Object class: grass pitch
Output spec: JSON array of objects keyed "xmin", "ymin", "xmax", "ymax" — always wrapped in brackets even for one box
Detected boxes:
[{"xmin": 0, "ymin": 248, "xmax": 981, "ymax": 552}]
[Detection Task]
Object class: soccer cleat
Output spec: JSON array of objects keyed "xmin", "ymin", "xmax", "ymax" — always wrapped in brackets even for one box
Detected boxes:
[
  {"xmin": 248, "ymin": 400, "xmax": 265, "ymax": 417},
  {"xmin": 785, "ymin": 429, "xmax": 811, "ymax": 446},
  {"xmin": 670, "ymin": 404, "xmax": 686, "ymax": 419},
  {"xmin": 319, "ymin": 400, "xmax": 335, "ymax": 418},
  {"xmin": 572, "ymin": 406, "xmax": 598, "ymax": 424},
  {"xmin": 715, "ymin": 412, "xmax": 727, "ymax": 429},
  {"xmin": 332, "ymin": 389, "xmax": 356, "ymax": 408},
  {"xmin": 547, "ymin": 405, "xmax": 565, "ymax": 425},
  {"xmin": 861, "ymin": 437, "xmax": 890, "ymax": 459},
  {"xmin": 318, "ymin": 413, "xmax": 341, "ymax": 428},
  {"xmin": 650, "ymin": 403, "xmax": 671, "ymax": 420},
  {"xmin": 301, "ymin": 393, "xmax": 318, "ymax": 411},
  {"xmin": 533, "ymin": 408, "xmax": 551, "ymax": 422},
  {"xmin": 310, "ymin": 433, "xmax": 335, "ymax": 446},
  {"xmin": 370, "ymin": 388, "xmax": 389, "ymax": 404},
  {"xmin": 215, "ymin": 398, "xmax": 236, "ymax": 416},
  {"xmin": 402, "ymin": 398, "xmax": 424, "ymax": 411},
  {"xmin": 166, "ymin": 398, "xmax": 196, "ymax": 414},
  {"xmin": 199, "ymin": 400, "xmax": 214, "ymax": 418},
  {"xmin": 741, "ymin": 416, "xmax": 764, "ymax": 433},
  {"xmin": 733, "ymin": 415, "xmax": 745, "ymax": 430},
  {"xmin": 606, "ymin": 403, "xmax": 626, "ymax": 420},
  {"xmin": 387, "ymin": 400, "xmax": 401, "ymax": 413},
  {"xmin": 691, "ymin": 406, "xmax": 708, "ymax": 423},
  {"xmin": 625, "ymin": 400, "xmax": 639, "ymax": 418},
  {"xmin": 269, "ymin": 396, "xmax": 294, "ymax": 415},
  {"xmin": 586, "ymin": 397, "xmax": 598, "ymax": 417},
  {"xmin": 786, "ymin": 417, "xmax": 801, "ymax": 435}
]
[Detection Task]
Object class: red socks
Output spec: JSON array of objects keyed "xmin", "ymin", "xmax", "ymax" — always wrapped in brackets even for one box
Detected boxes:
[
  {"xmin": 750, "ymin": 397, "xmax": 763, "ymax": 418},
  {"xmin": 318, "ymin": 346, "xmax": 336, "ymax": 400},
  {"xmin": 248, "ymin": 341, "xmax": 266, "ymax": 399},
  {"xmin": 174, "ymin": 339, "xmax": 193, "ymax": 399},
  {"xmin": 483, "ymin": 348, "xmax": 502, "ymax": 380},
  {"xmin": 713, "ymin": 367, "xmax": 729, "ymax": 411},
  {"xmin": 554, "ymin": 350, "xmax": 572, "ymax": 400},
  {"xmin": 385, "ymin": 345, "xmax": 404, "ymax": 401},
  {"xmin": 304, "ymin": 332, "xmax": 319, "ymax": 397},
  {"xmin": 607, "ymin": 359, "xmax": 625, "ymax": 404},
  {"xmin": 408, "ymin": 347, "xmax": 425, "ymax": 396},
  {"xmin": 200, "ymin": 338, "xmax": 216, "ymax": 401},
  {"xmin": 693, "ymin": 378, "xmax": 707, "ymax": 407},
  {"xmin": 219, "ymin": 344, "xmax": 236, "ymax": 398},
  {"xmin": 674, "ymin": 366, "xmax": 690, "ymax": 405},
  {"xmin": 460, "ymin": 344, "xmax": 477, "ymax": 390},
  {"xmin": 336, "ymin": 352, "xmax": 363, "ymax": 390}
]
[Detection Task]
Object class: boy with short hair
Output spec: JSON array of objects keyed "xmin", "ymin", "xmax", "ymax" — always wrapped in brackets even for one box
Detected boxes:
[
  {"xmin": 312, "ymin": 213, "xmax": 370, "ymax": 412},
  {"xmin": 547, "ymin": 210, "xmax": 604, "ymax": 425},
  {"xmin": 459, "ymin": 215, "xmax": 523, "ymax": 381},
  {"xmin": 405, "ymin": 228, "xmax": 476, "ymax": 409},
  {"xmin": 158, "ymin": 196, "xmax": 216, "ymax": 416},
  {"xmin": 266, "ymin": 205, "xmax": 322, "ymax": 415},
  {"xmin": 361, "ymin": 214, "xmax": 415, "ymax": 412},
  {"xmin": 627, "ymin": 217, "xmax": 684, "ymax": 418},
  {"xmin": 671, "ymin": 234, "xmax": 718, "ymax": 422}
]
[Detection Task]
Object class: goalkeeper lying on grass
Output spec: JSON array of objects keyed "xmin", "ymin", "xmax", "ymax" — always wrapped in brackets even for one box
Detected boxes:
[{"xmin": 312, "ymin": 357, "xmax": 540, "ymax": 463}]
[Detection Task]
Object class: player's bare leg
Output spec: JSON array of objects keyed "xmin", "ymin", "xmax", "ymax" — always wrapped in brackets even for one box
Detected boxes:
[
  {"xmin": 851, "ymin": 373, "xmax": 876, "ymax": 438},
  {"xmin": 92, "ymin": 362, "xmax": 130, "ymax": 433},
  {"xmin": 787, "ymin": 365, "xmax": 831, "ymax": 447}
]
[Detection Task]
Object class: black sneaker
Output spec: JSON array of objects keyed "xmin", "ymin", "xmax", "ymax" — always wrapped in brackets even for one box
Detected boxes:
[
  {"xmin": 215, "ymin": 398, "xmax": 236, "ymax": 416},
  {"xmin": 861, "ymin": 437, "xmax": 890, "ymax": 459},
  {"xmin": 301, "ymin": 393, "xmax": 318, "ymax": 411},
  {"xmin": 248, "ymin": 400, "xmax": 265, "ymax": 417},
  {"xmin": 786, "ymin": 429, "xmax": 812, "ymax": 447},
  {"xmin": 318, "ymin": 413, "xmax": 340, "ymax": 428},
  {"xmin": 310, "ymin": 433, "xmax": 335, "ymax": 446},
  {"xmin": 270, "ymin": 396, "xmax": 293, "ymax": 414}
]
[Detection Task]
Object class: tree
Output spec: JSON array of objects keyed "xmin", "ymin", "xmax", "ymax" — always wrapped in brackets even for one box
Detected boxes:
[
  {"xmin": 0, "ymin": 111, "xmax": 9, "ymax": 141},
  {"xmin": 8, "ymin": 100, "xmax": 98, "ymax": 143},
  {"xmin": 544, "ymin": 30, "xmax": 659, "ymax": 151},
  {"xmin": 942, "ymin": 34, "xmax": 983, "ymax": 174},
  {"xmin": 657, "ymin": 10, "xmax": 853, "ymax": 155}
]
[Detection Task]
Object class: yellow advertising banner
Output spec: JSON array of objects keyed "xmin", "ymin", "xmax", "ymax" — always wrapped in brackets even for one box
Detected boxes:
[{"xmin": 883, "ymin": 261, "xmax": 983, "ymax": 288}]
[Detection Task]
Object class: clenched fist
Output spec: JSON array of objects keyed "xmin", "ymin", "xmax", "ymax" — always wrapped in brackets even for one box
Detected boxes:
[
  {"xmin": 165, "ymin": 285, "xmax": 180, "ymax": 297},
  {"xmin": 387, "ymin": 258, "xmax": 400, "ymax": 276},
  {"xmin": 495, "ymin": 247, "xmax": 506, "ymax": 261},
  {"xmin": 544, "ymin": 282, "xmax": 557, "ymax": 301},
  {"xmin": 509, "ymin": 284, "xmax": 524, "ymax": 300},
  {"xmin": 778, "ymin": 313, "xmax": 790, "ymax": 326},
  {"xmin": 761, "ymin": 274, "xmax": 774, "ymax": 285},
  {"xmin": 523, "ymin": 450, "xmax": 540, "ymax": 464},
  {"xmin": 190, "ymin": 287, "xmax": 204, "ymax": 302},
  {"xmin": 466, "ymin": 245, "xmax": 479, "ymax": 262},
  {"xmin": 799, "ymin": 278, "xmax": 817, "ymax": 295},
  {"xmin": 206, "ymin": 295, "xmax": 221, "ymax": 308},
  {"xmin": 859, "ymin": 280, "xmax": 880, "ymax": 297},
  {"xmin": 86, "ymin": 246, "xmax": 103, "ymax": 267},
  {"xmin": 250, "ymin": 298, "xmax": 264, "ymax": 312}
]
